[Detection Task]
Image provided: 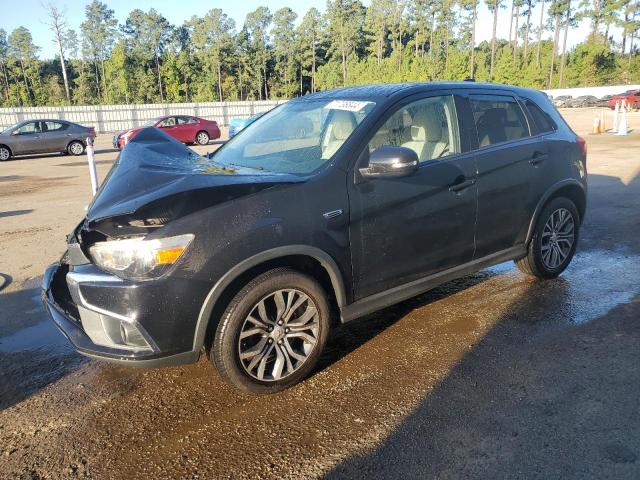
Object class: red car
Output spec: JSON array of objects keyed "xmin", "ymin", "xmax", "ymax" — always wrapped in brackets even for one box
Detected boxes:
[
  {"xmin": 608, "ymin": 89, "xmax": 640, "ymax": 110},
  {"xmin": 114, "ymin": 115, "xmax": 220, "ymax": 149}
]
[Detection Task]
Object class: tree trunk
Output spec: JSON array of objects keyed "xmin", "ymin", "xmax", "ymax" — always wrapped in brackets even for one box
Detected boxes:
[
  {"xmin": 19, "ymin": 58, "xmax": 30, "ymax": 102},
  {"xmin": 311, "ymin": 35, "xmax": 316, "ymax": 93},
  {"xmin": 558, "ymin": 0, "xmax": 571, "ymax": 87},
  {"xmin": 536, "ymin": 0, "xmax": 545, "ymax": 68},
  {"xmin": 429, "ymin": 13, "xmax": 436, "ymax": 59},
  {"xmin": 513, "ymin": 3, "xmax": 520, "ymax": 60},
  {"xmin": 216, "ymin": 58, "xmax": 223, "ymax": 102},
  {"xmin": 55, "ymin": 36, "xmax": 70, "ymax": 102},
  {"xmin": 524, "ymin": 7, "xmax": 531, "ymax": 58},
  {"xmin": 0, "ymin": 62, "xmax": 9, "ymax": 102},
  {"xmin": 490, "ymin": 0, "xmax": 498, "ymax": 78},
  {"xmin": 548, "ymin": 13, "xmax": 561, "ymax": 87},
  {"xmin": 470, "ymin": 0, "xmax": 478, "ymax": 76},
  {"xmin": 509, "ymin": 0, "xmax": 515, "ymax": 45},
  {"xmin": 155, "ymin": 50, "xmax": 164, "ymax": 102}
]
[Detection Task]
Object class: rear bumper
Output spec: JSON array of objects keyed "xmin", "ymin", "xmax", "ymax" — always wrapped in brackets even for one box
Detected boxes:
[{"xmin": 41, "ymin": 262, "xmax": 200, "ymax": 367}]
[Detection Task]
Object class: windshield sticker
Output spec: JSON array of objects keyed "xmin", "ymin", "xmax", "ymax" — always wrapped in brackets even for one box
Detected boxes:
[{"xmin": 324, "ymin": 100, "xmax": 372, "ymax": 112}]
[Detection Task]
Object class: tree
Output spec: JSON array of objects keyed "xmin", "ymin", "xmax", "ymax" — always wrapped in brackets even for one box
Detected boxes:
[
  {"xmin": 0, "ymin": 29, "xmax": 10, "ymax": 102},
  {"xmin": 190, "ymin": 9, "xmax": 235, "ymax": 101},
  {"xmin": 44, "ymin": 3, "xmax": 72, "ymax": 102},
  {"xmin": 80, "ymin": 1, "xmax": 118, "ymax": 100},
  {"xmin": 8, "ymin": 27, "xmax": 40, "ymax": 104},
  {"xmin": 272, "ymin": 7, "xmax": 298, "ymax": 97},
  {"xmin": 245, "ymin": 7, "xmax": 272, "ymax": 100},
  {"xmin": 298, "ymin": 8, "xmax": 324, "ymax": 93},
  {"xmin": 487, "ymin": 0, "xmax": 505, "ymax": 78},
  {"xmin": 325, "ymin": 0, "xmax": 366, "ymax": 85},
  {"xmin": 536, "ymin": 0, "xmax": 546, "ymax": 67}
]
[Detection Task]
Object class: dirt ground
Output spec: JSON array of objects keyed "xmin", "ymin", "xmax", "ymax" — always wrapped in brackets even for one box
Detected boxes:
[{"xmin": 0, "ymin": 108, "xmax": 639, "ymax": 479}]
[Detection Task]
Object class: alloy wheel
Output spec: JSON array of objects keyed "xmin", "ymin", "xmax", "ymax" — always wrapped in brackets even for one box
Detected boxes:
[
  {"xmin": 197, "ymin": 132, "xmax": 209, "ymax": 145},
  {"xmin": 0, "ymin": 147, "xmax": 10, "ymax": 161},
  {"xmin": 69, "ymin": 142, "xmax": 84, "ymax": 155},
  {"xmin": 541, "ymin": 207, "xmax": 575, "ymax": 269},
  {"xmin": 238, "ymin": 289, "xmax": 320, "ymax": 382}
]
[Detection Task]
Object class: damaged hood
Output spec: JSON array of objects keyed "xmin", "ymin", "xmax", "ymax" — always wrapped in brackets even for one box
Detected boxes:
[{"xmin": 86, "ymin": 128, "xmax": 304, "ymax": 224}]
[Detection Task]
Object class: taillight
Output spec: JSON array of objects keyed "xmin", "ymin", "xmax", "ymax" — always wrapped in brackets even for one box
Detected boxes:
[{"xmin": 576, "ymin": 135, "xmax": 587, "ymax": 157}]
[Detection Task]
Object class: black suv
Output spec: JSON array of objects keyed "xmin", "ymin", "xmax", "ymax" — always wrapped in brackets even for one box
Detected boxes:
[{"xmin": 42, "ymin": 82, "xmax": 587, "ymax": 393}]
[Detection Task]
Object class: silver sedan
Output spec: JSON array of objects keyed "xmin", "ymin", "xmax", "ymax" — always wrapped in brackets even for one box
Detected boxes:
[{"xmin": 0, "ymin": 119, "xmax": 96, "ymax": 161}]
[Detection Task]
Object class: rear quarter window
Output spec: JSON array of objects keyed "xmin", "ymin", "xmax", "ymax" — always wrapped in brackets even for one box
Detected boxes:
[{"xmin": 523, "ymin": 99, "xmax": 556, "ymax": 134}]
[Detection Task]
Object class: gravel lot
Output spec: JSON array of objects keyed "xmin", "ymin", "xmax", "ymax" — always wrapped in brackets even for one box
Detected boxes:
[{"xmin": 0, "ymin": 109, "xmax": 639, "ymax": 479}]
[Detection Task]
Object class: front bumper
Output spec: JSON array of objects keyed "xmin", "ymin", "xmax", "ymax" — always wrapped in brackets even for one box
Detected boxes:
[{"xmin": 41, "ymin": 262, "xmax": 201, "ymax": 367}]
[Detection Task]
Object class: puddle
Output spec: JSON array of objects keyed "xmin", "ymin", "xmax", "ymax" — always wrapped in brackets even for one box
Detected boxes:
[
  {"xmin": 485, "ymin": 249, "xmax": 640, "ymax": 326},
  {"xmin": 0, "ymin": 318, "xmax": 68, "ymax": 353},
  {"xmin": 0, "ymin": 175, "xmax": 23, "ymax": 182}
]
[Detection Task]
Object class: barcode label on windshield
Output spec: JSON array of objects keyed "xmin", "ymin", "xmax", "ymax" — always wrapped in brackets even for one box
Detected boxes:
[{"xmin": 324, "ymin": 100, "xmax": 372, "ymax": 112}]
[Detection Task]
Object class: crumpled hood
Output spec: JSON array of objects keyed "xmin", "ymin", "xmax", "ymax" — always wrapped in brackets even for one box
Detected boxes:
[{"xmin": 86, "ymin": 127, "xmax": 304, "ymax": 224}]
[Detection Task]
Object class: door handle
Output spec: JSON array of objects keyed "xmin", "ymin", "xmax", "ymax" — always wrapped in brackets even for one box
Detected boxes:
[
  {"xmin": 528, "ymin": 152, "xmax": 548, "ymax": 165},
  {"xmin": 448, "ymin": 178, "xmax": 476, "ymax": 193}
]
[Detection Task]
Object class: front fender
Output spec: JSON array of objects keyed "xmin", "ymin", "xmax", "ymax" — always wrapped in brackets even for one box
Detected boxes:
[{"xmin": 191, "ymin": 245, "xmax": 347, "ymax": 352}]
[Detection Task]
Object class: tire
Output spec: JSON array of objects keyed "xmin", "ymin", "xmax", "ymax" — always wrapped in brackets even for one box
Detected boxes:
[
  {"xmin": 211, "ymin": 268, "xmax": 330, "ymax": 394},
  {"xmin": 67, "ymin": 141, "xmax": 85, "ymax": 156},
  {"xmin": 196, "ymin": 131, "xmax": 210, "ymax": 145},
  {"xmin": 515, "ymin": 197, "xmax": 580, "ymax": 279},
  {"xmin": 0, "ymin": 145, "xmax": 11, "ymax": 161}
]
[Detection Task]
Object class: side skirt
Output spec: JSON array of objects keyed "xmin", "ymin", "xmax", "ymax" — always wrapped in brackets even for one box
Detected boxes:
[{"xmin": 341, "ymin": 245, "xmax": 526, "ymax": 322}]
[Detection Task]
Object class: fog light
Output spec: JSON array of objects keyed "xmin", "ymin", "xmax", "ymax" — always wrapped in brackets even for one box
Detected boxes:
[{"xmin": 119, "ymin": 321, "xmax": 149, "ymax": 349}]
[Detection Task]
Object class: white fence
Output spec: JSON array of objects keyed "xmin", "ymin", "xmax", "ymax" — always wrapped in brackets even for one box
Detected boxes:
[
  {"xmin": 543, "ymin": 85, "xmax": 640, "ymax": 99},
  {"xmin": 0, "ymin": 100, "xmax": 285, "ymax": 133}
]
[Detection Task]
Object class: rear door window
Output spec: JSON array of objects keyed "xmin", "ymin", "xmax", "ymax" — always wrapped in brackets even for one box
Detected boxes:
[
  {"xmin": 469, "ymin": 94, "xmax": 530, "ymax": 147},
  {"xmin": 43, "ymin": 121, "xmax": 67, "ymax": 132}
]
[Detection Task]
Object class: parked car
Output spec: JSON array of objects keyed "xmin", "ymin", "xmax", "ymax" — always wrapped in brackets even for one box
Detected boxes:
[
  {"xmin": 608, "ymin": 89, "xmax": 640, "ymax": 110},
  {"xmin": 553, "ymin": 95, "xmax": 572, "ymax": 107},
  {"xmin": 113, "ymin": 115, "xmax": 220, "ymax": 149},
  {"xmin": 228, "ymin": 111, "xmax": 267, "ymax": 138},
  {"xmin": 565, "ymin": 95, "xmax": 599, "ymax": 108},
  {"xmin": 0, "ymin": 120, "xmax": 96, "ymax": 161},
  {"xmin": 42, "ymin": 82, "xmax": 587, "ymax": 393}
]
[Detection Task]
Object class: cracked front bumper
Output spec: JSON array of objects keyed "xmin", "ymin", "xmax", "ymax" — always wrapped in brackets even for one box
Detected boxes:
[{"xmin": 41, "ymin": 262, "xmax": 200, "ymax": 367}]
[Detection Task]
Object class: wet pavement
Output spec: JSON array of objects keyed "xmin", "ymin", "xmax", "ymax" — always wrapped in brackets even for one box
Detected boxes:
[{"xmin": 1, "ymin": 118, "xmax": 639, "ymax": 479}]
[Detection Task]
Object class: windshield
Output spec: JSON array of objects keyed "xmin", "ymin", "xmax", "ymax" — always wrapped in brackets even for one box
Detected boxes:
[
  {"xmin": 213, "ymin": 99, "xmax": 376, "ymax": 175},
  {"xmin": 143, "ymin": 117, "xmax": 162, "ymax": 128},
  {"xmin": 1, "ymin": 122, "xmax": 20, "ymax": 134}
]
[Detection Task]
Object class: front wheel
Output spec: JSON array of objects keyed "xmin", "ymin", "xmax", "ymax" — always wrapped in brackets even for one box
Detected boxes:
[
  {"xmin": 67, "ymin": 141, "xmax": 85, "ymax": 156},
  {"xmin": 196, "ymin": 131, "xmax": 210, "ymax": 145},
  {"xmin": 211, "ymin": 268, "xmax": 330, "ymax": 394},
  {"xmin": 515, "ymin": 197, "xmax": 580, "ymax": 279},
  {"xmin": 0, "ymin": 145, "xmax": 11, "ymax": 161}
]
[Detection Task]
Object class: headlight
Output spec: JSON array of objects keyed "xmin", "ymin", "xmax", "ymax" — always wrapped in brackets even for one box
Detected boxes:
[{"xmin": 88, "ymin": 234, "xmax": 194, "ymax": 280}]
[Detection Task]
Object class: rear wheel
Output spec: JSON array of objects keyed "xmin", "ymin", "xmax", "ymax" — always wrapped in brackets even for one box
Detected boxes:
[
  {"xmin": 67, "ymin": 141, "xmax": 85, "ymax": 156},
  {"xmin": 211, "ymin": 268, "xmax": 330, "ymax": 394},
  {"xmin": 196, "ymin": 131, "xmax": 210, "ymax": 145},
  {"xmin": 0, "ymin": 145, "xmax": 11, "ymax": 161},
  {"xmin": 515, "ymin": 197, "xmax": 580, "ymax": 279}
]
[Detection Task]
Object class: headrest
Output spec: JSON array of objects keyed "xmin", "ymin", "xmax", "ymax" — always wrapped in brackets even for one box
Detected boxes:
[
  {"xmin": 480, "ymin": 108, "xmax": 507, "ymax": 125},
  {"xmin": 412, "ymin": 105, "xmax": 444, "ymax": 142},
  {"xmin": 329, "ymin": 110, "xmax": 356, "ymax": 140},
  {"xmin": 410, "ymin": 125, "xmax": 426, "ymax": 141}
]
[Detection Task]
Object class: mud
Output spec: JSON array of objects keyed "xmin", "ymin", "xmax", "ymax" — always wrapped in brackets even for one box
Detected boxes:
[{"xmin": 0, "ymin": 110, "xmax": 639, "ymax": 479}]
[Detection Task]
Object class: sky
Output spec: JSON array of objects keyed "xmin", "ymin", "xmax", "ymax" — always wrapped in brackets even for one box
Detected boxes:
[{"xmin": 1, "ymin": 0, "xmax": 605, "ymax": 60}]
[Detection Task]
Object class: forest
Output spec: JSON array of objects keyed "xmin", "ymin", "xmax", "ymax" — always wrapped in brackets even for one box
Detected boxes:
[{"xmin": 0, "ymin": 0, "xmax": 639, "ymax": 107}]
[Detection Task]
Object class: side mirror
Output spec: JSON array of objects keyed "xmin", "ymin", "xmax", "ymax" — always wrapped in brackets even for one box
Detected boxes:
[{"xmin": 359, "ymin": 146, "xmax": 419, "ymax": 179}]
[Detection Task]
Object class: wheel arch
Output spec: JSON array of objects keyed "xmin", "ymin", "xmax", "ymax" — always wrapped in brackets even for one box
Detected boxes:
[
  {"xmin": 525, "ymin": 179, "xmax": 586, "ymax": 244},
  {"xmin": 192, "ymin": 245, "xmax": 348, "ymax": 352}
]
